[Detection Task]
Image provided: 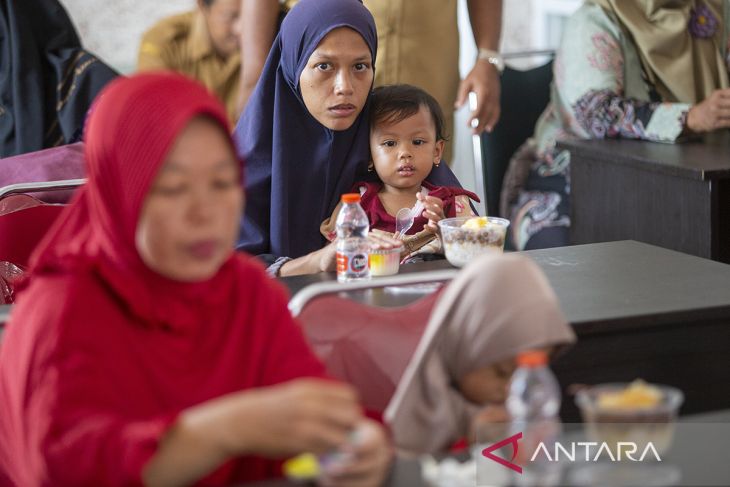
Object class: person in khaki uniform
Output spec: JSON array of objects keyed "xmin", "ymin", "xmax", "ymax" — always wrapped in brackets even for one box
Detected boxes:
[
  {"xmin": 138, "ymin": 0, "xmax": 242, "ymax": 124},
  {"xmin": 238, "ymin": 0, "xmax": 503, "ymax": 163}
]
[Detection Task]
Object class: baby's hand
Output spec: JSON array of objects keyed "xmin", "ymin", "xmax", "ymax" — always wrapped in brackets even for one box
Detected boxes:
[{"xmin": 418, "ymin": 192, "xmax": 445, "ymax": 234}]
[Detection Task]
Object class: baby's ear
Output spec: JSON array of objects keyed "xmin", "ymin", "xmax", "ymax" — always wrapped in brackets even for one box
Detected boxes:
[
  {"xmin": 434, "ymin": 139, "xmax": 445, "ymax": 164},
  {"xmin": 367, "ymin": 160, "xmax": 375, "ymax": 172}
]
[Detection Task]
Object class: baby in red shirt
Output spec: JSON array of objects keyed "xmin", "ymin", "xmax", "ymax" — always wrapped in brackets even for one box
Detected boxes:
[{"xmin": 322, "ymin": 84, "xmax": 479, "ymax": 258}]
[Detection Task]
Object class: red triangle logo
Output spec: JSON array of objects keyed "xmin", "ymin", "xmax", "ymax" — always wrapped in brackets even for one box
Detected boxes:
[{"xmin": 481, "ymin": 432, "xmax": 523, "ymax": 474}]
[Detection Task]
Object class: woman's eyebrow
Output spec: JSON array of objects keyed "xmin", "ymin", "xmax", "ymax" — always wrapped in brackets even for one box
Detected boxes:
[
  {"xmin": 309, "ymin": 52, "xmax": 333, "ymax": 61},
  {"xmin": 159, "ymin": 162, "xmax": 184, "ymax": 173},
  {"xmin": 310, "ymin": 51, "xmax": 371, "ymax": 62},
  {"xmin": 214, "ymin": 159, "xmax": 239, "ymax": 171},
  {"xmin": 158, "ymin": 159, "xmax": 237, "ymax": 174}
]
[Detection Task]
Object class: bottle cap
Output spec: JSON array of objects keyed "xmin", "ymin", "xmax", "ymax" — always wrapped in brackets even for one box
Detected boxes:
[
  {"xmin": 341, "ymin": 193, "xmax": 361, "ymax": 204},
  {"xmin": 517, "ymin": 350, "xmax": 548, "ymax": 367}
]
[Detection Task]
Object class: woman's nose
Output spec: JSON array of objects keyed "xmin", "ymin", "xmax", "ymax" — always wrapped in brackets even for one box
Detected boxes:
[
  {"xmin": 334, "ymin": 70, "xmax": 354, "ymax": 96},
  {"xmin": 188, "ymin": 190, "xmax": 216, "ymax": 224}
]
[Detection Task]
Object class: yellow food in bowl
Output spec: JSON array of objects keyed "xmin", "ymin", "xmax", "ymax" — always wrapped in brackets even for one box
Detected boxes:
[
  {"xmin": 369, "ymin": 248, "xmax": 400, "ymax": 276},
  {"xmin": 596, "ymin": 380, "xmax": 663, "ymax": 410},
  {"xmin": 462, "ymin": 216, "xmax": 489, "ymax": 230}
]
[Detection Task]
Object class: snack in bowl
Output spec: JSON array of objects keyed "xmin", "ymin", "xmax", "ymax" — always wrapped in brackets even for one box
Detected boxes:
[
  {"xmin": 596, "ymin": 379, "xmax": 663, "ymax": 410},
  {"xmin": 438, "ymin": 216, "xmax": 510, "ymax": 267},
  {"xmin": 369, "ymin": 246, "xmax": 400, "ymax": 276},
  {"xmin": 575, "ymin": 380, "xmax": 684, "ymax": 456}
]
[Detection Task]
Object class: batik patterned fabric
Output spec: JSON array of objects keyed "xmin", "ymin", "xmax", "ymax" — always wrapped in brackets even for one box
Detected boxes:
[{"xmin": 502, "ymin": 2, "xmax": 729, "ymax": 250}]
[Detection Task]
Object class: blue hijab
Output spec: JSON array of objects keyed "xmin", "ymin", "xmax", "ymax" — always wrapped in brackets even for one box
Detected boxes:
[{"xmin": 234, "ymin": 0, "xmax": 461, "ymax": 258}]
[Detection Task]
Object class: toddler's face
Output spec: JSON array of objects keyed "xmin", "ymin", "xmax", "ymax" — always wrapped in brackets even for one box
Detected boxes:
[
  {"xmin": 459, "ymin": 357, "xmax": 517, "ymax": 406},
  {"xmin": 369, "ymin": 106, "xmax": 444, "ymax": 192}
]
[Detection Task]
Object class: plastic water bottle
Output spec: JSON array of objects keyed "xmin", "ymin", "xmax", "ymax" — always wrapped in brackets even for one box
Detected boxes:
[
  {"xmin": 506, "ymin": 350, "xmax": 563, "ymax": 487},
  {"xmin": 336, "ymin": 193, "xmax": 370, "ymax": 282}
]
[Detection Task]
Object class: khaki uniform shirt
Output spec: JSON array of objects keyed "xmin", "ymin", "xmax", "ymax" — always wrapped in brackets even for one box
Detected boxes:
[
  {"xmin": 365, "ymin": 0, "xmax": 459, "ymax": 160},
  {"xmin": 284, "ymin": 0, "xmax": 460, "ymax": 159},
  {"xmin": 138, "ymin": 11, "xmax": 241, "ymax": 124}
]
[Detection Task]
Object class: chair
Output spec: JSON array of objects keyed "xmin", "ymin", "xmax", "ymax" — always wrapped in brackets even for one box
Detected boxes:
[
  {"xmin": 478, "ymin": 51, "xmax": 555, "ymax": 217},
  {"xmin": 0, "ymin": 143, "xmax": 86, "ymax": 203},
  {"xmin": 0, "ymin": 179, "xmax": 85, "ymax": 304},
  {"xmin": 289, "ymin": 270, "xmax": 457, "ymax": 413}
]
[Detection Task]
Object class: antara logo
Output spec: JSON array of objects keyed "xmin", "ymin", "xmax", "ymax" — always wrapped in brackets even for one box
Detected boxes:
[
  {"xmin": 481, "ymin": 433, "xmax": 662, "ymax": 473},
  {"xmin": 531, "ymin": 441, "xmax": 662, "ymax": 463},
  {"xmin": 481, "ymin": 432, "xmax": 523, "ymax": 474}
]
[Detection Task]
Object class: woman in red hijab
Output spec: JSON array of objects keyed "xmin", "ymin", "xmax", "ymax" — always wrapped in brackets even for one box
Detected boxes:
[{"xmin": 0, "ymin": 73, "xmax": 390, "ymax": 486}]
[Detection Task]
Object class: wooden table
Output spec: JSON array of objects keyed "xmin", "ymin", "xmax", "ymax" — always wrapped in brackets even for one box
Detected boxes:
[
  {"xmin": 281, "ymin": 241, "xmax": 730, "ymax": 420},
  {"xmin": 561, "ymin": 132, "xmax": 730, "ymax": 263},
  {"xmin": 526, "ymin": 241, "xmax": 730, "ymax": 421}
]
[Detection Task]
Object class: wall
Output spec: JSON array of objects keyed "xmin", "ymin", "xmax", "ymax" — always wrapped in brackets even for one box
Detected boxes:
[
  {"xmin": 61, "ymin": 0, "xmax": 194, "ymax": 74},
  {"xmin": 62, "ymin": 0, "xmax": 555, "ymax": 77}
]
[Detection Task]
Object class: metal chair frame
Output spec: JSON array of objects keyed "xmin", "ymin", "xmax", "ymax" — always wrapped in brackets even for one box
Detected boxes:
[
  {"xmin": 0, "ymin": 179, "xmax": 86, "ymax": 200},
  {"xmin": 288, "ymin": 269, "xmax": 459, "ymax": 317}
]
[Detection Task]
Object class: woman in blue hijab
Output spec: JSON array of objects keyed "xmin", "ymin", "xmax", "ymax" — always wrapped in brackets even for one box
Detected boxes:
[{"xmin": 234, "ymin": 0, "xmax": 462, "ymax": 275}]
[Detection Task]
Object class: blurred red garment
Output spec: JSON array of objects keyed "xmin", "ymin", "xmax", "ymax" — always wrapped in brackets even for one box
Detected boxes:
[{"xmin": 0, "ymin": 73, "xmax": 328, "ymax": 486}]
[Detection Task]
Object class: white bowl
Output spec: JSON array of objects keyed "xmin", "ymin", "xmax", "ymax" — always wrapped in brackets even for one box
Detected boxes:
[{"xmin": 438, "ymin": 216, "xmax": 510, "ymax": 267}]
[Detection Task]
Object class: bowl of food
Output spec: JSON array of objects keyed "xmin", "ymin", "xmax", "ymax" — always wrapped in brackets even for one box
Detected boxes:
[
  {"xmin": 369, "ymin": 246, "xmax": 401, "ymax": 277},
  {"xmin": 575, "ymin": 380, "xmax": 684, "ymax": 456},
  {"xmin": 438, "ymin": 216, "xmax": 510, "ymax": 267}
]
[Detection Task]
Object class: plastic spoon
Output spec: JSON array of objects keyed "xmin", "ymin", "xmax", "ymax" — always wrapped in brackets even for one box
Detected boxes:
[
  {"xmin": 395, "ymin": 207, "xmax": 414, "ymax": 239},
  {"xmin": 394, "ymin": 189, "xmax": 427, "ymax": 239}
]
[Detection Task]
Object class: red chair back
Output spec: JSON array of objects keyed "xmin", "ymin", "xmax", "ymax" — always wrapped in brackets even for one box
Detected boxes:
[
  {"xmin": 295, "ymin": 290, "xmax": 442, "ymax": 413},
  {"xmin": 0, "ymin": 195, "xmax": 65, "ymax": 269},
  {"xmin": 0, "ymin": 195, "xmax": 66, "ymax": 304}
]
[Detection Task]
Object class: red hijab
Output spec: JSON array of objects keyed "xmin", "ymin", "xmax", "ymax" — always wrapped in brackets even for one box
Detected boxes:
[
  {"xmin": 27, "ymin": 71, "xmax": 243, "ymax": 330},
  {"xmin": 1, "ymin": 73, "xmax": 327, "ymax": 485}
]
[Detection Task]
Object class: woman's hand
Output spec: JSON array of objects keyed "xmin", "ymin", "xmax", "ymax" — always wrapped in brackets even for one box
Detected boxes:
[
  {"xmin": 319, "ymin": 419, "xmax": 393, "ymax": 487},
  {"xmin": 144, "ymin": 379, "xmax": 362, "ymax": 487},
  {"xmin": 686, "ymin": 88, "xmax": 730, "ymax": 133},
  {"xmin": 418, "ymin": 193, "xmax": 446, "ymax": 234},
  {"xmin": 368, "ymin": 232, "xmax": 403, "ymax": 250},
  {"xmin": 279, "ymin": 242, "xmax": 338, "ymax": 276},
  {"xmin": 316, "ymin": 241, "xmax": 339, "ymax": 273},
  {"xmin": 280, "ymin": 234, "xmax": 403, "ymax": 277},
  {"xmin": 220, "ymin": 379, "xmax": 362, "ymax": 458}
]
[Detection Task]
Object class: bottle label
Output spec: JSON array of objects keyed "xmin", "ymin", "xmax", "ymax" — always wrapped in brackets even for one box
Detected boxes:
[{"xmin": 337, "ymin": 251, "xmax": 369, "ymax": 277}]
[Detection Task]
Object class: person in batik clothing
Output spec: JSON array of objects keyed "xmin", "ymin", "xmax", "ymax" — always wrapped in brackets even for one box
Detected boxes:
[{"xmin": 502, "ymin": 0, "xmax": 730, "ymax": 250}]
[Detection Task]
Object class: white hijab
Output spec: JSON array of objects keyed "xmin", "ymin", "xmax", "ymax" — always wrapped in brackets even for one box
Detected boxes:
[{"xmin": 385, "ymin": 252, "xmax": 576, "ymax": 454}]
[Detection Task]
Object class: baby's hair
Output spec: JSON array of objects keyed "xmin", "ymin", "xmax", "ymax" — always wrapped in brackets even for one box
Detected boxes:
[{"xmin": 370, "ymin": 84, "xmax": 448, "ymax": 141}]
